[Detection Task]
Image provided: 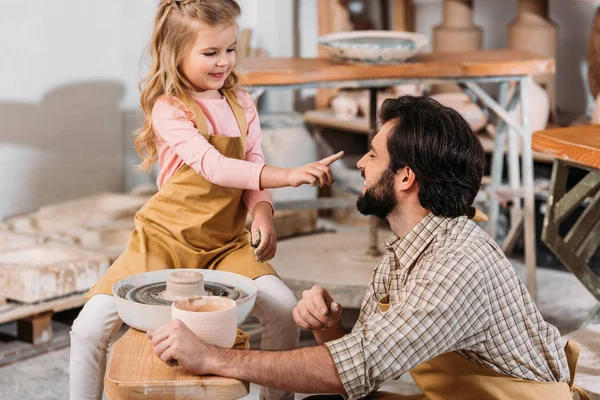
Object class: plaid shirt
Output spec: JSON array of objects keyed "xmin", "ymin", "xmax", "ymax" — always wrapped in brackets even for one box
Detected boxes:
[{"xmin": 325, "ymin": 214, "xmax": 569, "ymax": 400}]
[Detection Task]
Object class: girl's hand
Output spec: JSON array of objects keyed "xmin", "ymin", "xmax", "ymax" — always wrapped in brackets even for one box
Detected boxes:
[
  {"xmin": 251, "ymin": 203, "xmax": 277, "ymax": 262},
  {"xmin": 286, "ymin": 151, "xmax": 344, "ymax": 188}
]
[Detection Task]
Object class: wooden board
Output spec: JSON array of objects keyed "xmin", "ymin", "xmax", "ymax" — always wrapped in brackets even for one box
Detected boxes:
[
  {"xmin": 241, "ymin": 50, "xmax": 555, "ymax": 87},
  {"xmin": 532, "ymin": 125, "xmax": 600, "ymax": 169},
  {"xmin": 0, "ymin": 292, "xmax": 86, "ymax": 325},
  {"xmin": 105, "ymin": 329, "xmax": 249, "ymax": 400}
]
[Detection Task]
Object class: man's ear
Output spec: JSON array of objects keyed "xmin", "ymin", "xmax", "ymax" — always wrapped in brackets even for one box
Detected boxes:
[{"xmin": 396, "ymin": 166, "xmax": 417, "ymax": 191}]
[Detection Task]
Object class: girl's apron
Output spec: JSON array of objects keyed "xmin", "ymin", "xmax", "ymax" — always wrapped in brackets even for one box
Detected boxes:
[
  {"xmin": 87, "ymin": 90, "xmax": 276, "ymax": 298},
  {"xmin": 375, "ymin": 301, "xmax": 590, "ymax": 399}
]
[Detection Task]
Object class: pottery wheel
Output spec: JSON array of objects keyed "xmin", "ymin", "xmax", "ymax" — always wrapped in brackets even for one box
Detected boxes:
[{"xmin": 126, "ymin": 282, "xmax": 245, "ymax": 306}]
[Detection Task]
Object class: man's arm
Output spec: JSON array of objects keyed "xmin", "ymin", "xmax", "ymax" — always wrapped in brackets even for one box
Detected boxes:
[
  {"xmin": 150, "ymin": 320, "xmax": 346, "ymax": 395},
  {"xmin": 215, "ymin": 345, "xmax": 345, "ymax": 394}
]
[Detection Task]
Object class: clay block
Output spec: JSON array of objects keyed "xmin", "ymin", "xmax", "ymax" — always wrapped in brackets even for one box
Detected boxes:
[
  {"xmin": 0, "ymin": 230, "xmax": 40, "ymax": 252},
  {"xmin": 0, "ymin": 243, "xmax": 110, "ymax": 303},
  {"xmin": 3, "ymin": 192, "xmax": 149, "ymax": 235},
  {"xmin": 245, "ymin": 210, "xmax": 318, "ymax": 240},
  {"xmin": 16, "ymin": 311, "xmax": 53, "ymax": 345}
]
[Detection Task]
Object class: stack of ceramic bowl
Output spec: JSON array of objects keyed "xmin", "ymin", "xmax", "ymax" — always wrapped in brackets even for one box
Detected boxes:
[{"xmin": 112, "ymin": 269, "xmax": 258, "ymax": 333}]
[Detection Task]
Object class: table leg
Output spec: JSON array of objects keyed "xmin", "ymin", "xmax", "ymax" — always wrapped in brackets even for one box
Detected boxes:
[
  {"xmin": 368, "ymin": 88, "xmax": 381, "ymax": 256},
  {"xmin": 519, "ymin": 77, "xmax": 537, "ymax": 298},
  {"xmin": 542, "ymin": 160, "xmax": 600, "ymax": 303},
  {"xmin": 487, "ymin": 82, "xmax": 510, "ymax": 241}
]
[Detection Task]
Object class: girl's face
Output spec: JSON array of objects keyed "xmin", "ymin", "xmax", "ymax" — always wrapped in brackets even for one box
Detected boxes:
[{"xmin": 180, "ymin": 22, "xmax": 237, "ymax": 95}]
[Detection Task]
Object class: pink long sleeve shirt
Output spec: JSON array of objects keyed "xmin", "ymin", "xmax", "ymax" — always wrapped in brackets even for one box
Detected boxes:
[{"xmin": 151, "ymin": 90, "xmax": 272, "ymax": 215}]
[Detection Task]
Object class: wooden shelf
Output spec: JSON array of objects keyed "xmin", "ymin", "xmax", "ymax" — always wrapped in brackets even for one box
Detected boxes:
[{"xmin": 303, "ymin": 110, "xmax": 369, "ymax": 134}]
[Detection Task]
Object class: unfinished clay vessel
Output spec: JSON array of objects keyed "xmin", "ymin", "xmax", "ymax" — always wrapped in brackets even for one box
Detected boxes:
[
  {"xmin": 161, "ymin": 270, "xmax": 205, "ymax": 301},
  {"xmin": 172, "ymin": 296, "xmax": 237, "ymax": 348}
]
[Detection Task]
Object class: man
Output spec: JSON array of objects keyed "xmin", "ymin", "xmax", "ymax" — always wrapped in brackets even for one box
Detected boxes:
[{"xmin": 150, "ymin": 96, "xmax": 585, "ymax": 400}]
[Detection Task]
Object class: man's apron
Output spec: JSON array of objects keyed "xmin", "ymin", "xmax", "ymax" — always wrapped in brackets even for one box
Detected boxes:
[
  {"xmin": 87, "ymin": 90, "xmax": 276, "ymax": 298},
  {"xmin": 372, "ymin": 303, "xmax": 590, "ymax": 400}
]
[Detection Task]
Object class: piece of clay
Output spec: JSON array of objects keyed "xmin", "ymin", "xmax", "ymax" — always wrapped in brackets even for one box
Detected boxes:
[{"xmin": 160, "ymin": 271, "xmax": 205, "ymax": 301}]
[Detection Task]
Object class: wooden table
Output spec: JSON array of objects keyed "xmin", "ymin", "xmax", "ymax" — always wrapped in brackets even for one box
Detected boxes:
[
  {"xmin": 104, "ymin": 329, "xmax": 249, "ymax": 400},
  {"xmin": 532, "ymin": 125, "xmax": 600, "ymax": 326},
  {"xmin": 242, "ymin": 50, "xmax": 555, "ymax": 297}
]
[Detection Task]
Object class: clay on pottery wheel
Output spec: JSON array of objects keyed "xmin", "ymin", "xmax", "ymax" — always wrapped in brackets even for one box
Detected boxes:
[{"xmin": 160, "ymin": 270, "xmax": 206, "ymax": 301}]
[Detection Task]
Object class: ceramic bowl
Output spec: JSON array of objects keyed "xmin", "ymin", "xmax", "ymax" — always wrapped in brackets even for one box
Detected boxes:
[
  {"xmin": 112, "ymin": 269, "xmax": 257, "ymax": 332},
  {"xmin": 318, "ymin": 30, "xmax": 428, "ymax": 64},
  {"xmin": 172, "ymin": 296, "xmax": 237, "ymax": 348}
]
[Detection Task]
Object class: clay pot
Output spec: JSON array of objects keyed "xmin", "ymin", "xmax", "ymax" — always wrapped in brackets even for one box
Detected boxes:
[
  {"xmin": 592, "ymin": 94, "xmax": 600, "ymax": 124},
  {"xmin": 429, "ymin": 92, "xmax": 488, "ymax": 132},
  {"xmin": 331, "ymin": 93, "xmax": 359, "ymax": 120},
  {"xmin": 508, "ymin": 0, "xmax": 558, "ymax": 119},
  {"xmin": 509, "ymin": 81, "xmax": 550, "ymax": 133},
  {"xmin": 172, "ymin": 296, "xmax": 237, "ymax": 348}
]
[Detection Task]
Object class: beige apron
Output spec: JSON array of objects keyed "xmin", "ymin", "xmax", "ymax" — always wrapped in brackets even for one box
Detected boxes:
[
  {"xmin": 87, "ymin": 90, "xmax": 276, "ymax": 298},
  {"xmin": 375, "ymin": 300, "xmax": 590, "ymax": 399}
]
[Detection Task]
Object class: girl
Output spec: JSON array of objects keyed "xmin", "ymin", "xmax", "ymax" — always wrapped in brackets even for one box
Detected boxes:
[{"xmin": 69, "ymin": 1, "xmax": 343, "ymax": 399}]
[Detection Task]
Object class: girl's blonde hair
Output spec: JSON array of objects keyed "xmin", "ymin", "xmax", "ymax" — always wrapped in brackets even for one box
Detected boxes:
[{"xmin": 134, "ymin": 0, "xmax": 242, "ymax": 172}]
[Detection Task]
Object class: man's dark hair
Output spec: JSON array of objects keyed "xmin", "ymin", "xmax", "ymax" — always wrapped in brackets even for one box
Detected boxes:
[{"xmin": 379, "ymin": 95, "xmax": 485, "ymax": 218}]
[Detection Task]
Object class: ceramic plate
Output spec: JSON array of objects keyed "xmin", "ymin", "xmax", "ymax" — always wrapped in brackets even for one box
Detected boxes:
[{"xmin": 318, "ymin": 30, "xmax": 428, "ymax": 64}]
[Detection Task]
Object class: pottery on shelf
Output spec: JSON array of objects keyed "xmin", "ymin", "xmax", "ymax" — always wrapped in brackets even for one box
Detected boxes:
[
  {"xmin": 509, "ymin": 80, "xmax": 550, "ymax": 133},
  {"xmin": 508, "ymin": 0, "xmax": 558, "ymax": 119},
  {"xmin": 433, "ymin": 0, "xmax": 482, "ymax": 53},
  {"xmin": 318, "ymin": 30, "xmax": 428, "ymax": 64},
  {"xmin": 429, "ymin": 92, "xmax": 488, "ymax": 132},
  {"xmin": 592, "ymin": 94, "xmax": 600, "ymax": 124},
  {"xmin": 331, "ymin": 92, "xmax": 360, "ymax": 120}
]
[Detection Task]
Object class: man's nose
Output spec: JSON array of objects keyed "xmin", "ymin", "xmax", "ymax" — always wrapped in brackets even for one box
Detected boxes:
[{"xmin": 356, "ymin": 154, "xmax": 366, "ymax": 170}]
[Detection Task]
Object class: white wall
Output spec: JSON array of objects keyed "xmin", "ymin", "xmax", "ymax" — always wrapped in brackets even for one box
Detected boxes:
[
  {"xmin": 0, "ymin": 0, "xmax": 596, "ymax": 219},
  {"xmin": 0, "ymin": 0, "xmax": 125, "ymax": 220}
]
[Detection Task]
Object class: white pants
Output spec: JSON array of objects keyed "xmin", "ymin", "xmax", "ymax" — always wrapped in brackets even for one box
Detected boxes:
[{"xmin": 69, "ymin": 274, "xmax": 299, "ymax": 400}]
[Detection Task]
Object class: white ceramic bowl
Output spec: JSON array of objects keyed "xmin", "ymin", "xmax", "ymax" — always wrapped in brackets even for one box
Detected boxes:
[
  {"xmin": 112, "ymin": 269, "xmax": 257, "ymax": 332},
  {"xmin": 172, "ymin": 296, "xmax": 237, "ymax": 348},
  {"xmin": 318, "ymin": 30, "xmax": 428, "ymax": 64}
]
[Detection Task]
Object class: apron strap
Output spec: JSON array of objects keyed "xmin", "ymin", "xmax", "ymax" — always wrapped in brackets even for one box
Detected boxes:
[
  {"xmin": 177, "ymin": 90, "xmax": 249, "ymax": 152},
  {"xmin": 564, "ymin": 340, "xmax": 591, "ymax": 400},
  {"xmin": 178, "ymin": 94, "xmax": 210, "ymax": 138},
  {"xmin": 222, "ymin": 89, "xmax": 249, "ymax": 151}
]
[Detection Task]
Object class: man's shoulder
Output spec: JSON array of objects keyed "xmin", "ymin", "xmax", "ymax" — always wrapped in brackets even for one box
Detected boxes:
[{"xmin": 419, "ymin": 216, "xmax": 509, "ymax": 274}]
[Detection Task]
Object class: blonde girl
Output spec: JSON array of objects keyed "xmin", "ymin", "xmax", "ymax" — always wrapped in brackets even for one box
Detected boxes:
[{"xmin": 69, "ymin": 1, "xmax": 342, "ymax": 399}]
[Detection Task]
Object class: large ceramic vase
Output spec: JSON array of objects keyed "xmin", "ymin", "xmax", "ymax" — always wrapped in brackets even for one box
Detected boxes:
[
  {"xmin": 508, "ymin": 0, "xmax": 558, "ymax": 121},
  {"xmin": 433, "ymin": 0, "xmax": 482, "ymax": 92}
]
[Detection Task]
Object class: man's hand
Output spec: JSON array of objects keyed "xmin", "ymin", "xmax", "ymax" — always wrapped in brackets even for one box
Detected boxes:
[
  {"xmin": 251, "ymin": 202, "xmax": 276, "ymax": 262},
  {"xmin": 149, "ymin": 320, "xmax": 217, "ymax": 375},
  {"xmin": 293, "ymin": 285, "xmax": 343, "ymax": 331},
  {"xmin": 286, "ymin": 151, "xmax": 344, "ymax": 188}
]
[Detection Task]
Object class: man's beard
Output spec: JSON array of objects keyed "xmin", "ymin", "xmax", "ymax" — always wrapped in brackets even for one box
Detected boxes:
[{"xmin": 356, "ymin": 168, "xmax": 397, "ymax": 220}]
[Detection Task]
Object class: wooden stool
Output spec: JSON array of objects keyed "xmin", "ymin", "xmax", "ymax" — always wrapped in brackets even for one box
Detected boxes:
[
  {"xmin": 104, "ymin": 328, "xmax": 250, "ymax": 400},
  {"xmin": 532, "ymin": 125, "xmax": 600, "ymax": 326}
]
